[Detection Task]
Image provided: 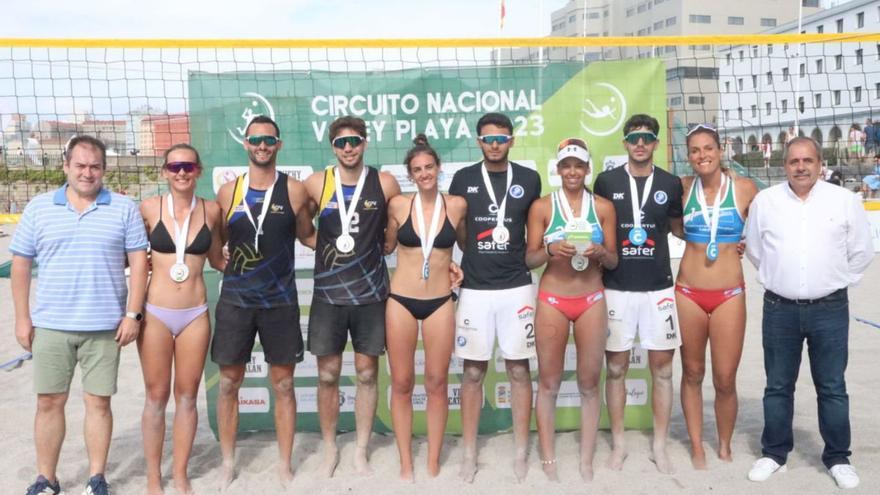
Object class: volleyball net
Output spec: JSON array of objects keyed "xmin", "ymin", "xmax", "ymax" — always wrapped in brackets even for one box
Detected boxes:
[{"xmin": 1, "ymin": 34, "xmax": 879, "ymax": 216}]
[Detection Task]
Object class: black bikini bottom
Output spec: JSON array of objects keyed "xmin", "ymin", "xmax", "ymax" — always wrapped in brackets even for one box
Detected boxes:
[{"xmin": 388, "ymin": 292, "xmax": 455, "ymax": 321}]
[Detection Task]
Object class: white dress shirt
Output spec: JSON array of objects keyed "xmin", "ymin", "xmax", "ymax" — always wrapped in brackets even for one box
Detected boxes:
[{"xmin": 745, "ymin": 180, "xmax": 874, "ymax": 300}]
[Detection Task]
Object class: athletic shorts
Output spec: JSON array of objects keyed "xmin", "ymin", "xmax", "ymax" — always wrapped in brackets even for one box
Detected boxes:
[
  {"xmin": 211, "ymin": 303, "xmax": 304, "ymax": 365},
  {"xmin": 307, "ymin": 299, "xmax": 386, "ymax": 357},
  {"xmin": 454, "ymin": 285, "xmax": 537, "ymax": 361},
  {"xmin": 605, "ymin": 287, "xmax": 681, "ymax": 352},
  {"xmin": 32, "ymin": 328, "xmax": 120, "ymax": 396}
]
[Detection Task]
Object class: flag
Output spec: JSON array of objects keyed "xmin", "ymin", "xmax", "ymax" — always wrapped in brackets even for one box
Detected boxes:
[{"xmin": 500, "ymin": 0, "xmax": 506, "ymax": 30}]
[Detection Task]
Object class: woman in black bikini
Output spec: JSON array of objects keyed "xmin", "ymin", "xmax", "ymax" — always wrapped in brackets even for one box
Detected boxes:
[
  {"xmin": 138, "ymin": 144, "xmax": 225, "ymax": 494},
  {"xmin": 384, "ymin": 134, "xmax": 466, "ymax": 481}
]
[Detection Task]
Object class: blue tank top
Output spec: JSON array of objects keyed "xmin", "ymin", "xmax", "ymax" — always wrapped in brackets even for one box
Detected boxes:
[{"xmin": 682, "ymin": 176, "xmax": 745, "ymax": 244}]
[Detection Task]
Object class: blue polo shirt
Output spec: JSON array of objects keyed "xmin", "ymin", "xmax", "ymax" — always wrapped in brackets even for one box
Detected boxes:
[{"xmin": 9, "ymin": 186, "xmax": 148, "ymax": 331}]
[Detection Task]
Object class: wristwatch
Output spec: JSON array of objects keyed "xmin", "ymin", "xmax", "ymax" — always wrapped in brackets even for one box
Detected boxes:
[{"xmin": 125, "ymin": 311, "xmax": 144, "ymax": 322}]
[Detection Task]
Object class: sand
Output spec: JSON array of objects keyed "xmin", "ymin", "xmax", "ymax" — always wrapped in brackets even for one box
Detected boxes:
[{"xmin": 1, "ymin": 224, "xmax": 877, "ymax": 494}]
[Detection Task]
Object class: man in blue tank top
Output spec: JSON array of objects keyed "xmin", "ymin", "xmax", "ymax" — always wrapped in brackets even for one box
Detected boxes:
[
  {"xmin": 213, "ymin": 116, "xmax": 316, "ymax": 489},
  {"xmin": 303, "ymin": 116, "xmax": 401, "ymax": 477}
]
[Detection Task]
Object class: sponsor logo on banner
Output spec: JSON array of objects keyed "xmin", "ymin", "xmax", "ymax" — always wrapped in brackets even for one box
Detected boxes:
[
  {"xmin": 556, "ymin": 381, "xmax": 583, "ymax": 408},
  {"xmin": 239, "ymin": 387, "xmax": 271, "ymax": 413},
  {"xmin": 629, "ymin": 345, "xmax": 648, "ymax": 369},
  {"xmin": 245, "ymin": 352, "xmax": 268, "ymax": 378},
  {"xmin": 603, "ymin": 155, "xmax": 628, "ymax": 173},
  {"xmin": 338, "ymin": 386, "xmax": 358, "ymax": 413},
  {"xmin": 212, "ymin": 165, "xmax": 314, "ymax": 194},
  {"xmin": 295, "ymin": 278, "xmax": 314, "ymax": 304},
  {"xmin": 579, "ymin": 82, "xmax": 627, "ymax": 137},
  {"xmin": 625, "ymin": 379, "xmax": 648, "ymax": 405},
  {"xmin": 449, "ymin": 355, "xmax": 466, "ymax": 374},
  {"xmin": 494, "ymin": 349, "xmax": 539, "ymax": 373},
  {"xmin": 387, "ymin": 385, "xmax": 430, "ymax": 411},
  {"xmin": 447, "ymin": 383, "xmax": 464, "ymax": 409},
  {"xmin": 298, "ymin": 352, "xmax": 319, "ymax": 378},
  {"xmin": 386, "ymin": 349, "xmax": 427, "ymax": 375},
  {"xmin": 563, "ymin": 343, "xmax": 578, "ymax": 371},
  {"xmin": 495, "ymin": 381, "xmax": 538, "ymax": 409},
  {"xmin": 295, "ymin": 387, "xmax": 319, "ymax": 413},
  {"xmin": 227, "ymin": 92, "xmax": 276, "ymax": 144},
  {"xmin": 340, "ymin": 351, "xmax": 357, "ymax": 377}
]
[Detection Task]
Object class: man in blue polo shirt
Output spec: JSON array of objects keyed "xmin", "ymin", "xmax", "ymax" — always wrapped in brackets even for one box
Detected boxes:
[{"xmin": 10, "ymin": 135, "xmax": 148, "ymax": 495}]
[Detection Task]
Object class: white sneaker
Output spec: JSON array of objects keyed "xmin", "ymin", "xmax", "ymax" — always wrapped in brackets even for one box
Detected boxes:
[
  {"xmin": 748, "ymin": 457, "xmax": 787, "ymax": 482},
  {"xmin": 829, "ymin": 464, "xmax": 860, "ymax": 489}
]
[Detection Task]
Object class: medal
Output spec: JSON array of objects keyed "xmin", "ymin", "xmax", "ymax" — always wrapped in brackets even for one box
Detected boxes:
[
  {"xmin": 492, "ymin": 226, "xmax": 510, "ymax": 244},
  {"xmin": 625, "ymin": 164, "xmax": 654, "ymax": 249},
  {"xmin": 335, "ymin": 233, "xmax": 355, "ymax": 253},
  {"xmin": 422, "ymin": 260, "xmax": 430, "ymax": 280},
  {"xmin": 414, "ymin": 190, "xmax": 443, "ymax": 280},
  {"xmin": 571, "ymin": 254, "xmax": 589, "ymax": 271},
  {"xmin": 333, "ymin": 165, "xmax": 368, "ymax": 254},
  {"xmin": 481, "ymin": 162, "xmax": 513, "ymax": 245},
  {"xmin": 166, "ymin": 193, "xmax": 196, "ymax": 284},
  {"xmin": 559, "ymin": 190, "xmax": 594, "ymax": 255},
  {"xmin": 170, "ymin": 263, "xmax": 190, "ymax": 282},
  {"xmin": 695, "ymin": 173, "xmax": 727, "ymax": 263}
]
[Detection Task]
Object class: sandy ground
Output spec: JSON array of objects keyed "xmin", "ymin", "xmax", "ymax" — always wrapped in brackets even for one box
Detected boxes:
[{"xmin": 1, "ymin": 224, "xmax": 878, "ymax": 494}]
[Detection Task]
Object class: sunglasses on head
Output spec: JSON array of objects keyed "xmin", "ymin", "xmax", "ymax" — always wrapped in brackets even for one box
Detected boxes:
[
  {"xmin": 478, "ymin": 134, "xmax": 513, "ymax": 145},
  {"xmin": 623, "ymin": 131, "xmax": 658, "ymax": 145},
  {"xmin": 686, "ymin": 123, "xmax": 718, "ymax": 137},
  {"xmin": 164, "ymin": 161, "xmax": 199, "ymax": 174},
  {"xmin": 246, "ymin": 135, "xmax": 279, "ymax": 146},
  {"xmin": 558, "ymin": 138, "xmax": 588, "ymax": 151},
  {"xmin": 332, "ymin": 135, "xmax": 365, "ymax": 149}
]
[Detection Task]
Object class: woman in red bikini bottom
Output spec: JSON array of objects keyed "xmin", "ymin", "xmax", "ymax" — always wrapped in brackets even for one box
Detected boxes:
[
  {"xmin": 674, "ymin": 124, "xmax": 757, "ymax": 469},
  {"xmin": 525, "ymin": 138, "xmax": 618, "ymax": 481},
  {"xmin": 138, "ymin": 144, "xmax": 225, "ymax": 494}
]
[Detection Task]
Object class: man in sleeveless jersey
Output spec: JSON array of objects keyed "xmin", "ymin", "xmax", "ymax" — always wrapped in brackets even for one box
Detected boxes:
[
  {"xmin": 593, "ymin": 114, "xmax": 684, "ymax": 474},
  {"xmin": 302, "ymin": 116, "xmax": 401, "ymax": 477},
  {"xmin": 212, "ymin": 116, "xmax": 316, "ymax": 490},
  {"xmin": 449, "ymin": 112, "xmax": 542, "ymax": 482}
]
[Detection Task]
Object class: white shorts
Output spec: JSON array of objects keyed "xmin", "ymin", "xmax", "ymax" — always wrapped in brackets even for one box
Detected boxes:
[
  {"xmin": 454, "ymin": 285, "xmax": 537, "ymax": 361},
  {"xmin": 605, "ymin": 287, "xmax": 680, "ymax": 352}
]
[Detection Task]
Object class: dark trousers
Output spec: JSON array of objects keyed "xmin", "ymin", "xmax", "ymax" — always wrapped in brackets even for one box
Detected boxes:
[{"xmin": 760, "ymin": 289, "xmax": 851, "ymax": 469}]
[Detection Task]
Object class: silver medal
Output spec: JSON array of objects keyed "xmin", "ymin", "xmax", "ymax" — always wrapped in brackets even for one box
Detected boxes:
[
  {"xmin": 571, "ymin": 255, "xmax": 589, "ymax": 272},
  {"xmin": 170, "ymin": 263, "xmax": 190, "ymax": 283},
  {"xmin": 335, "ymin": 233, "xmax": 355, "ymax": 253},
  {"xmin": 492, "ymin": 226, "xmax": 510, "ymax": 244}
]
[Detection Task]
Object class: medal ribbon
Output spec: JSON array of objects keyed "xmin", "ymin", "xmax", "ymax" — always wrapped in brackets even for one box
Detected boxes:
[
  {"xmin": 334, "ymin": 165, "xmax": 368, "ymax": 238},
  {"xmin": 695, "ymin": 173, "xmax": 727, "ymax": 250},
  {"xmin": 166, "ymin": 193, "xmax": 196, "ymax": 269},
  {"xmin": 625, "ymin": 164, "xmax": 654, "ymax": 232},
  {"xmin": 413, "ymin": 191, "xmax": 443, "ymax": 279},
  {"xmin": 240, "ymin": 171, "xmax": 279, "ymax": 252},
  {"xmin": 481, "ymin": 163, "xmax": 513, "ymax": 232}
]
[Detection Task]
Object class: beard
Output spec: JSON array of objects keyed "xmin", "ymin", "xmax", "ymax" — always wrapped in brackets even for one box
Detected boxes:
[
  {"xmin": 481, "ymin": 148, "xmax": 510, "ymax": 167},
  {"xmin": 248, "ymin": 149, "xmax": 275, "ymax": 168}
]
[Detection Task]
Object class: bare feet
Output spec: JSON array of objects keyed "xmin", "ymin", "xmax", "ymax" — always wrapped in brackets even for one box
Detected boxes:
[
  {"xmin": 217, "ymin": 461, "xmax": 235, "ymax": 492},
  {"xmin": 690, "ymin": 446, "xmax": 708, "ymax": 470},
  {"xmin": 651, "ymin": 441, "xmax": 675, "ymax": 474},
  {"xmin": 320, "ymin": 443, "xmax": 340, "ymax": 478},
  {"xmin": 459, "ymin": 455, "xmax": 478, "ymax": 483},
  {"xmin": 354, "ymin": 445, "xmax": 373, "ymax": 476},
  {"xmin": 399, "ymin": 464, "xmax": 414, "ymax": 483},
  {"xmin": 427, "ymin": 459, "xmax": 441, "ymax": 478},
  {"xmin": 541, "ymin": 459, "xmax": 560, "ymax": 482},
  {"xmin": 277, "ymin": 462, "xmax": 294, "ymax": 487},
  {"xmin": 513, "ymin": 453, "xmax": 529, "ymax": 483},
  {"xmin": 606, "ymin": 445, "xmax": 627, "ymax": 471},
  {"xmin": 718, "ymin": 444, "xmax": 733, "ymax": 463},
  {"xmin": 172, "ymin": 476, "xmax": 193, "ymax": 494},
  {"xmin": 579, "ymin": 461, "xmax": 594, "ymax": 482},
  {"xmin": 145, "ymin": 481, "xmax": 164, "ymax": 495}
]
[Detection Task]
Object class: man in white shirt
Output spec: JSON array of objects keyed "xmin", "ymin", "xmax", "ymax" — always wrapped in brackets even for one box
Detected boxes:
[{"xmin": 744, "ymin": 137, "xmax": 873, "ymax": 490}]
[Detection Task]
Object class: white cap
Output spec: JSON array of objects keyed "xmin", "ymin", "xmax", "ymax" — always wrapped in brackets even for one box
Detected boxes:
[{"xmin": 556, "ymin": 138, "xmax": 590, "ymax": 164}]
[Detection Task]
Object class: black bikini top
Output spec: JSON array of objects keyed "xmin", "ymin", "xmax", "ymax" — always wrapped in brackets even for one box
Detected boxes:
[
  {"xmin": 149, "ymin": 197, "xmax": 212, "ymax": 255},
  {"xmin": 397, "ymin": 195, "xmax": 457, "ymax": 249}
]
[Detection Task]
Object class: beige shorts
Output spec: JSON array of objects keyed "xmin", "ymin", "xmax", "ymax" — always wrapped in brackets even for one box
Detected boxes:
[
  {"xmin": 605, "ymin": 288, "xmax": 681, "ymax": 352},
  {"xmin": 32, "ymin": 328, "xmax": 120, "ymax": 396}
]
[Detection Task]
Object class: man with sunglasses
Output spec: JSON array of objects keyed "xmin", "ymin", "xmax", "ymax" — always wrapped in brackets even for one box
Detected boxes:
[
  {"xmin": 212, "ymin": 115, "xmax": 316, "ymax": 489},
  {"xmin": 302, "ymin": 115, "xmax": 401, "ymax": 477},
  {"xmin": 593, "ymin": 114, "xmax": 684, "ymax": 474},
  {"xmin": 448, "ymin": 112, "xmax": 541, "ymax": 483},
  {"xmin": 11, "ymin": 135, "xmax": 148, "ymax": 495}
]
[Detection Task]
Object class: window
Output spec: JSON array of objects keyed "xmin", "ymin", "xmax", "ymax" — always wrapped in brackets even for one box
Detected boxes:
[
  {"xmin": 856, "ymin": 48, "xmax": 863, "ymax": 65},
  {"xmin": 857, "ymin": 12, "xmax": 864, "ymax": 28},
  {"xmin": 798, "ymin": 96, "xmax": 805, "ymax": 113},
  {"xmin": 690, "ymin": 14, "xmax": 711, "ymax": 24},
  {"xmin": 626, "ymin": 8, "xmax": 634, "ymax": 17},
  {"xmin": 724, "ymin": 110, "xmax": 730, "ymax": 120},
  {"xmin": 768, "ymin": 44, "xmax": 773, "ymax": 55},
  {"xmin": 854, "ymin": 86, "xmax": 863, "ymax": 102},
  {"xmin": 803, "ymin": 0, "xmax": 819, "ymax": 5},
  {"xmin": 817, "ymin": 25, "xmax": 824, "ymax": 34},
  {"xmin": 688, "ymin": 96, "xmax": 705, "ymax": 105},
  {"xmin": 815, "ymin": 59, "xmax": 823, "ymax": 74},
  {"xmin": 569, "ymin": 15, "xmax": 576, "ymax": 22},
  {"xmin": 739, "ymin": 50, "xmax": 744, "ymax": 61},
  {"xmin": 669, "ymin": 96, "xmax": 682, "ymax": 106},
  {"xmin": 875, "ymin": 82, "xmax": 880, "ymax": 99},
  {"xmin": 728, "ymin": 16, "xmax": 744, "ymax": 25},
  {"xmin": 834, "ymin": 90, "xmax": 841, "ymax": 105},
  {"xmin": 737, "ymin": 107, "xmax": 743, "ymax": 119},
  {"xmin": 603, "ymin": 9, "xmax": 608, "ymax": 17},
  {"xmin": 654, "ymin": 21, "xmax": 663, "ymax": 30},
  {"xmin": 781, "ymin": 99, "xmax": 788, "ymax": 113},
  {"xmin": 836, "ymin": 18, "xmax": 843, "ymax": 33},
  {"xmin": 638, "ymin": 28, "xmax": 647, "ymax": 35},
  {"xmin": 588, "ymin": 12, "xmax": 600, "ymax": 19},
  {"xmin": 726, "ymin": 53, "xmax": 732, "ymax": 65},
  {"xmin": 876, "ymin": 43, "xmax": 880, "ymax": 60},
  {"xmin": 752, "ymin": 75, "xmax": 758, "ymax": 88},
  {"xmin": 835, "ymin": 54, "xmax": 843, "ymax": 69},
  {"xmin": 761, "ymin": 18, "xmax": 777, "ymax": 27},
  {"xmin": 738, "ymin": 78, "xmax": 744, "ymax": 90},
  {"xmin": 752, "ymin": 46, "xmax": 759, "ymax": 57},
  {"xmin": 766, "ymin": 71, "xmax": 773, "ymax": 84},
  {"xmin": 814, "ymin": 93, "xmax": 822, "ymax": 108},
  {"xmin": 637, "ymin": 4, "xmax": 647, "ymax": 13},
  {"xmin": 751, "ymin": 104, "xmax": 757, "ymax": 118},
  {"xmin": 725, "ymin": 81, "xmax": 731, "ymax": 92},
  {"xmin": 799, "ymin": 63, "xmax": 805, "ymax": 78},
  {"xmin": 766, "ymin": 102, "xmax": 772, "ymax": 115},
  {"xmin": 782, "ymin": 67, "xmax": 790, "ymax": 81},
  {"xmin": 666, "ymin": 16, "xmax": 677, "ymax": 27}
]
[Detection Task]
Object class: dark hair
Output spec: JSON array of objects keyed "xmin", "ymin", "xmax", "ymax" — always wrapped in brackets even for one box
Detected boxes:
[
  {"xmin": 328, "ymin": 116, "xmax": 367, "ymax": 141},
  {"xmin": 782, "ymin": 136, "xmax": 822, "ymax": 163},
  {"xmin": 64, "ymin": 135, "xmax": 107, "ymax": 168},
  {"xmin": 685, "ymin": 127, "xmax": 721, "ymax": 149},
  {"xmin": 404, "ymin": 134, "xmax": 441, "ymax": 174},
  {"xmin": 623, "ymin": 114, "xmax": 660, "ymax": 136},
  {"xmin": 163, "ymin": 143, "xmax": 202, "ymax": 168},
  {"xmin": 244, "ymin": 115, "xmax": 280, "ymax": 137},
  {"xmin": 475, "ymin": 112, "xmax": 514, "ymax": 135}
]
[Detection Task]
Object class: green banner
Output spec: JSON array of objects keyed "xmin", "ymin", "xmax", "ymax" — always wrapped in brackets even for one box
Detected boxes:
[{"xmin": 190, "ymin": 59, "xmax": 666, "ymax": 437}]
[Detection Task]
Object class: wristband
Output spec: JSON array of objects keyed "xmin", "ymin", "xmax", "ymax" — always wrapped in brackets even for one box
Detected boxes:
[{"xmin": 545, "ymin": 242, "xmax": 555, "ymax": 257}]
